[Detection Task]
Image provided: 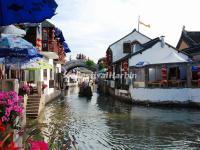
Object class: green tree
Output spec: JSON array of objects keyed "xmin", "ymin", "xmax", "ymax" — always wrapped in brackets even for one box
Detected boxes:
[
  {"xmin": 98, "ymin": 63, "xmax": 105, "ymax": 70},
  {"xmin": 85, "ymin": 59, "xmax": 95, "ymax": 68}
]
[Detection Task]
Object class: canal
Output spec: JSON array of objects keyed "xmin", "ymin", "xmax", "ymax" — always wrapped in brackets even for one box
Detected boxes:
[{"xmin": 41, "ymin": 86, "xmax": 200, "ymax": 150}]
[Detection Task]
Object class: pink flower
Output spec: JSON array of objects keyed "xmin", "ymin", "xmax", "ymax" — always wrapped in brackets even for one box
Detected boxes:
[
  {"xmin": 0, "ymin": 91, "xmax": 24, "ymax": 125},
  {"xmin": 7, "ymin": 99, "xmax": 13, "ymax": 105},
  {"xmin": 29, "ymin": 140, "xmax": 49, "ymax": 150},
  {"xmin": 5, "ymin": 107, "xmax": 11, "ymax": 117},
  {"xmin": 1, "ymin": 116, "xmax": 8, "ymax": 122}
]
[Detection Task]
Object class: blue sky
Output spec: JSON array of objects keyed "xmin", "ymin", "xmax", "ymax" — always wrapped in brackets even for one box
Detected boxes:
[{"xmin": 50, "ymin": 0, "xmax": 200, "ymax": 62}]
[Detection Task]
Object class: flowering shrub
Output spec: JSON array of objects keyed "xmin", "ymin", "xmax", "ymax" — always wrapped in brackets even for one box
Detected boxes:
[
  {"xmin": 19, "ymin": 84, "xmax": 30, "ymax": 96},
  {"xmin": 0, "ymin": 91, "xmax": 23, "ymax": 149},
  {"xmin": 28, "ymin": 138, "xmax": 49, "ymax": 150}
]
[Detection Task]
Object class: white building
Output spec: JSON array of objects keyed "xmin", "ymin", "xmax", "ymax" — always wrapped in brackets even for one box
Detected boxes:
[
  {"xmin": 109, "ymin": 29, "xmax": 151, "ymax": 63},
  {"xmin": 128, "ymin": 37, "xmax": 200, "ymax": 104},
  {"xmin": 23, "ymin": 52, "xmax": 61, "ymax": 96},
  {"xmin": 107, "ymin": 29, "xmax": 151, "ymax": 90}
]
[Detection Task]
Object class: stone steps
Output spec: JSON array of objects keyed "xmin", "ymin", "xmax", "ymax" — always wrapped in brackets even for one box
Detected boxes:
[
  {"xmin": 26, "ymin": 113, "xmax": 38, "ymax": 118},
  {"xmin": 26, "ymin": 95, "xmax": 41, "ymax": 119}
]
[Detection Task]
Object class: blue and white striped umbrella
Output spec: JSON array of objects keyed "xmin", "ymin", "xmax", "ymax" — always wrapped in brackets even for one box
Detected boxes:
[{"xmin": 0, "ymin": 35, "xmax": 41, "ymax": 58}]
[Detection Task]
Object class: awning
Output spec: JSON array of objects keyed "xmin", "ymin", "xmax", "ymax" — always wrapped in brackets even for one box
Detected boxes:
[
  {"xmin": 135, "ymin": 61, "xmax": 150, "ymax": 67},
  {"xmin": 39, "ymin": 51, "xmax": 59, "ymax": 59},
  {"xmin": 0, "ymin": 25, "xmax": 26, "ymax": 37},
  {"xmin": 0, "ymin": 0, "xmax": 58, "ymax": 26},
  {"xmin": 130, "ymin": 51, "xmax": 189, "ymax": 67}
]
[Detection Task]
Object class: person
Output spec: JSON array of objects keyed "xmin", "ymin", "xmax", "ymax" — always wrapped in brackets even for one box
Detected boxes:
[{"xmin": 81, "ymin": 80, "xmax": 88, "ymax": 89}]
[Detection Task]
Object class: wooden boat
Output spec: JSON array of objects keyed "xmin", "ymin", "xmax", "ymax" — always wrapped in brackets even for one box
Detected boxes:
[{"xmin": 79, "ymin": 84, "xmax": 93, "ymax": 97}]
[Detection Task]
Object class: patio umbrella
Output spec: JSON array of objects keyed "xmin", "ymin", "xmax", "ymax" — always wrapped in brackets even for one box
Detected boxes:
[
  {"xmin": 62, "ymin": 42, "xmax": 71, "ymax": 53},
  {"xmin": 5, "ymin": 54, "xmax": 42, "ymax": 65},
  {"xmin": 0, "ymin": 35, "xmax": 39, "ymax": 57},
  {"xmin": 21, "ymin": 60, "xmax": 52, "ymax": 70},
  {"xmin": 0, "ymin": 35, "xmax": 42, "ymax": 79},
  {"xmin": 0, "ymin": 0, "xmax": 58, "ymax": 26},
  {"xmin": 0, "ymin": 25, "xmax": 26, "ymax": 37},
  {"xmin": 55, "ymin": 27, "xmax": 65, "ymax": 42}
]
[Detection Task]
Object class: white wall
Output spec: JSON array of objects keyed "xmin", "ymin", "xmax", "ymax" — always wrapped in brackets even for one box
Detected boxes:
[
  {"xmin": 110, "ymin": 31, "xmax": 150, "ymax": 63},
  {"xmin": 129, "ymin": 42, "xmax": 189, "ymax": 66},
  {"xmin": 56, "ymin": 64, "xmax": 61, "ymax": 73},
  {"xmin": 44, "ymin": 59, "xmax": 54, "ymax": 95},
  {"xmin": 23, "ymin": 58, "xmax": 57, "ymax": 95},
  {"xmin": 130, "ymin": 88, "xmax": 200, "ymax": 103}
]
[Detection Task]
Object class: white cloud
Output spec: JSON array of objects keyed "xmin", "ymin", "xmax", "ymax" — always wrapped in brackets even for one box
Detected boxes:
[{"xmin": 51, "ymin": 0, "xmax": 200, "ymax": 62}]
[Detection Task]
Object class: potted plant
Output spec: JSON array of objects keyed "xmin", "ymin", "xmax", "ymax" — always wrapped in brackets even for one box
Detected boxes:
[
  {"xmin": 19, "ymin": 84, "xmax": 30, "ymax": 96},
  {"xmin": 42, "ymin": 83, "xmax": 48, "ymax": 93}
]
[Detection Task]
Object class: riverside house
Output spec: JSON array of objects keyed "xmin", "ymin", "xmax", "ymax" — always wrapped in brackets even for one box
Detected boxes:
[
  {"xmin": 105, "ymin": 29, "xmax": 200, "ymax": 106},
  {"xmin": 106, "ymin": 29, "xmax": 151, "ymax": 96},
  {"xmin": 20, "ymin": 20, "xmax": 68, "ymax": 101}
]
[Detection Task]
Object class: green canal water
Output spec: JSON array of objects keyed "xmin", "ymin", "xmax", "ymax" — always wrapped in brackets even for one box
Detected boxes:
[{"xmin": 41, "ymin": 87, "xmax": 200, "ymax": 150}]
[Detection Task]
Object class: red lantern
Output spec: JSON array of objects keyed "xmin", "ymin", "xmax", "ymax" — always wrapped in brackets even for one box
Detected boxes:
[
  {"xmin": 123, "ymin": 61, "xmax": 128, "ymax": 72},
  {"xmin": 197, "ymin": 71, "xmax": 200, "ymax": 77},
  {"xmin": 161, "ymin": 67, "xmax": 167, "ymax": 80}
]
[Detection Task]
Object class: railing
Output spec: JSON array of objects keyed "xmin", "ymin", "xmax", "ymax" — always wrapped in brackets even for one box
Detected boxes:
[{"xmin": 146, "ymin": 79, "xmax": 195, "ymax": 88}]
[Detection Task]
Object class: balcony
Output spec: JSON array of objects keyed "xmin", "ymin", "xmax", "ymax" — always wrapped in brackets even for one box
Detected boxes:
[{"xmin": 48, "ymin": 40, "xmax": 59, "ymax": 52}]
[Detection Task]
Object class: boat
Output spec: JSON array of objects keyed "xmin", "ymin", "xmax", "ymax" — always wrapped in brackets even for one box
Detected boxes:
[{"xmin": 79, "ymin": 84, "xmax": 93, "ymax": 97}]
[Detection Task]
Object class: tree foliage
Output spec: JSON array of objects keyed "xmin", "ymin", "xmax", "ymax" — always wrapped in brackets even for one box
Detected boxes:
[
  {"xmin": 98, "ymin": 63, "xmax": 106, "ymax": 70},
  {"xmin": 85, "ymin": 59, "xmax": 95, "ymax": 68}
]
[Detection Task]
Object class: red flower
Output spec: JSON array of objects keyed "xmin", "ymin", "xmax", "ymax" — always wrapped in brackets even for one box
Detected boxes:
[
  {"xmin": 0, "ymin": 126, "xmax": 5, "ymax": 132},
  {"xmin": 8, "ymin": 142, "xmax": 18, "ymax": 150}
]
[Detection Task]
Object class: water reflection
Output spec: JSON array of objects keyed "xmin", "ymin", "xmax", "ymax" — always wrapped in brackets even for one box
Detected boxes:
[{"xmin": 42, "ymin": 87, "xmax": 200, "ymax": 150}]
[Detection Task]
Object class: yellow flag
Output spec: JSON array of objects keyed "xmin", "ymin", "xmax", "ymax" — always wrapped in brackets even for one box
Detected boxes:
[{"xmin": 139, "ymin": 21, "xmax": 151, "ymax": 28}]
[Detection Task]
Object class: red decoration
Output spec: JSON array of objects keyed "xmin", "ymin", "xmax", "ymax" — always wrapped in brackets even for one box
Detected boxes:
[
  {"xmin": 122, "ymin": 61, "xmax": 128, "ymax": 72},
  {"xmin": 161, "ymin": 66, "xmax": 167, "ymax": 80},
  {"xmin": 197, "ymin": 71, "xmax": 200, "ymax": 77}
]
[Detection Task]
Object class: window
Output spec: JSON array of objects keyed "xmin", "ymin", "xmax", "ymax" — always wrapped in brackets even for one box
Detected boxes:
[
  {"xmin": 29, "ymin": 70, "xmax": 35, "ymax": 81},
  {"xmin": 132, "ymin": 68, "xmax": 145, "ymax": 82},
  {"xmin": 42, "ymin": 29, "xmax": 48, "ymax": 41},
  {"xmin": 168, "ymin": 67, "xmax": 180, "ymax": 80},
  {"xmin": 42, "ymin": 42, "xmax": 48, "ymax": 51},
  {"xmin": 148, "ymin": 67, "xmax": 161, "ymax": 82},
  {"xmin": 50, "ymin": 69, "xmax": 53, "ymax": 80},
  {"xmin": 123, "ymin": 42, "xmax": 131, "ymax": 53},
  {"xmin": 132, "ymin": 43, "xmax": 141, "ymax": 53},
  {"xmin": 43, "ymin": 69, "xmax": 47, "ymax": 80}
]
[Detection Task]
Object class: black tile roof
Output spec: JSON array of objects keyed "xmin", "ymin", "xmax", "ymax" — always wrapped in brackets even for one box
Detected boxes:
[
  {"xmin": 112, "ymin": 38, "xmax": 160, "ymax": 64},
  {"xmin": 177, "ymin": 30, "xmax": 200, "ymax": 48},
  {"xmin": 130, "ymin": 37, "xmax": 160, "ymax": 57},
  {"xmin": 109, "ymin": 29, "xmax": 151, "ymax": 47},
  {"xmin": 186, "ymin": 31, "xmax": 200, "ymax": 44},
  {"xmin": 42, "ymin": 20, "xmax": 55, "ymax": 28},
  {"xmin": 182, "ymin": 44, "xmax": 200, "ymax": 55}
]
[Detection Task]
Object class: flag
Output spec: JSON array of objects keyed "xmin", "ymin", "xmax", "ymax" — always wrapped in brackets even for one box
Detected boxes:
[{"xmin": 139, "ymin": 21, "xmax": 151, "ymax": 28}]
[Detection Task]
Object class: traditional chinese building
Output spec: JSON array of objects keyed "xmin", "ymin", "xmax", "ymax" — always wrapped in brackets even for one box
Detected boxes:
[
  {"xmin": 176, "ymin": 26, "xmax": 200, "ymax": 61},
  {"xmin": 106, "ymin": 29, "xmax": 151, "ymax": 90}
]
